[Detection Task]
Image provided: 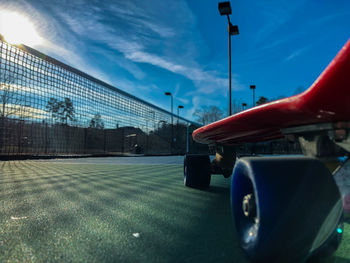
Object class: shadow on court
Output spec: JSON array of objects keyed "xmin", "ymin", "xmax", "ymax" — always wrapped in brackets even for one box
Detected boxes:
[
  {"xmin": 0, "ymin": 161, "xmax": 247, "ymax": 262},
  {"xmin": 0, "ymin": 160, "xmax": 348, "ymax": 263}
]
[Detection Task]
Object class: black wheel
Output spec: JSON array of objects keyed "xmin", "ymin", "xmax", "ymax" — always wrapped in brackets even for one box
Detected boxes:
[
  {"xmin": 184, "ymin": 154, "xmax": 211, "ymax": 188},
  {"xmin": 231, "ymin": 157, "xmax": 343, "ymax": 263}
]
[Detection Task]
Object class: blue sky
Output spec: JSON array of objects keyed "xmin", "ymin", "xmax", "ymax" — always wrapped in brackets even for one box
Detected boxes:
[{"xmin": 0, "ymin": 0, "xmax": 349, "ymax": 121}]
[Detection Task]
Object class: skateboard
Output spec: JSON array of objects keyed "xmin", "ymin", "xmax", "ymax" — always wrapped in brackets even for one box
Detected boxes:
[{"xmin": 184, "ymin": 39, "xmax": 350, "ymax": 262}]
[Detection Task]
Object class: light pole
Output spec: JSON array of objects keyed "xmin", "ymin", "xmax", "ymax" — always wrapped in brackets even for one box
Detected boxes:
[
  {"xmin": 165, "ymin": 92, "xmax": 173, "ymax": 123},
  {"xmin": 218, "ymin": 1, "xmax": 239, "ymax": 116},
  {"xmin": 250, "ymin": 85, "xmax": 256, "ymax": 107},
  {"xmin": 177, "ymin": 105, "xmax": 184, "ymax": 123},
  {"xmin": 165, "ymin": 92, "xmax": 174, "ymax": 153}
]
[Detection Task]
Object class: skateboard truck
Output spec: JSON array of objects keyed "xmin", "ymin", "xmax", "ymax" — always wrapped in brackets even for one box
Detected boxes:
[
  {"xmin": 209, "ymin": 144, "xmax": 236, "ymax": 178},
  {"xmin": 281, "ymin": 122, "xmax": 350, "ymax": 159}
]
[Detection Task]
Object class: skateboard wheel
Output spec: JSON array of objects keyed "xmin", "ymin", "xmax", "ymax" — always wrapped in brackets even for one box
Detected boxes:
[
  {"xmin": 184, "ymin": 154, "xmax": 211, "ymax": 188},
  {"xmin": 231, "ymin": 157, "xmax": 343, "ymax": 262}
]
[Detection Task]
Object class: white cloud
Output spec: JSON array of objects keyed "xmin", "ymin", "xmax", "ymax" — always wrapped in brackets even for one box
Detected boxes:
[
  {"xmin": 284, "ymin": 47, "xmax": 308, "ymax": 61},
  {"xmin": 31, "ymin": 0, "xmax": 239, "ymax": 98},
  {"xmin": 177, "ymin": 97, "xmax": 190, "ymax": 105},
  {"xmin": 254, "ymin": 0, "xmax": 306, "ymax": 44}
]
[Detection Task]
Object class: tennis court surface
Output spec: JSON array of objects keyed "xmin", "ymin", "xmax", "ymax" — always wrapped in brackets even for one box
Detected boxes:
[{"xmin": 0, "ymin": 157, "xmax": 349, "ymax": 262}]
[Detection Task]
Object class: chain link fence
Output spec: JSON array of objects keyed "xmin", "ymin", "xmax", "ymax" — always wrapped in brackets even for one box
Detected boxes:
[{"xmin": 0, "ymin": 36, "xmax": 206, "ymax": 158}]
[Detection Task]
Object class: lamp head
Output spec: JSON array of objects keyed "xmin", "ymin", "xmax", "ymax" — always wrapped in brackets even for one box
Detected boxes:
[
  {"xmin": 229, "ymin": 23, "xmax": 239, "ymax": 35},
  {"xmin": 218, "ymin": 2, "xmax": 232, "ymax": 16}
]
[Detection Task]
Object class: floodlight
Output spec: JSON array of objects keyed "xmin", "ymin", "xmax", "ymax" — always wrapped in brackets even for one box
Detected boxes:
[
  {"xmin": 218, "ymin": 2, "xmax": 232, "ymax": 16},
  {"xmin": 229, "ymin": 23, "xmax": 239, "ymax": 35}
]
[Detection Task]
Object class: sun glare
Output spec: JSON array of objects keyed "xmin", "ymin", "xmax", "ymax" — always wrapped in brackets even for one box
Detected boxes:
[{"xmin": 0, "ymin": 11, "xmax": 43, "ymax": 46}]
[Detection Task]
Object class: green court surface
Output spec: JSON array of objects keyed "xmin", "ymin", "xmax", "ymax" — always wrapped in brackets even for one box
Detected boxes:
[{"xmin": 0, "ymin": 160, "xmax": 349, "ymax": 263}]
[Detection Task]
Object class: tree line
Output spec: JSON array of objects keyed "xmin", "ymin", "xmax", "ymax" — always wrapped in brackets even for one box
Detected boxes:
[
  {"xmin": 45, "ymin": 97, "xmax": 104, "ymax": 128},
  {"xmin": 193, "ymin": 96, "xmax": 271, "ymax": 125}
]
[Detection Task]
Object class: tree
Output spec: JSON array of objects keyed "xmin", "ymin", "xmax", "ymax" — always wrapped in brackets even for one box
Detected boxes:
[
  {"xmin": 269, "ymin": 95, "xmax": 287, "ymax": 102},
  {"xmin": 0, "ymin": 71, "xmax": 31, "ymax": 151},
  {"xmin": 89, "ymin": 113, "xmax": 104, "ymax": 129},
  {"xmin": 61, "ymin": 98, "xmax": 76, "ymax": 125},
  {"xmin": 194, "ymin": 105, "xmax": 224, "ymax": 125},
  {"xmin": 0, "ymin": 72, "xmax": 29, "ymax": 119},
  {"xmin": 46, "ymin": 98, "xmax": 61, "ymax": 121},
  {"xmin": 293, "ymin": 86, "xmax": 305, "ymax": 95},
  {"xmin": 256, "ymin": 96, "xmax": 269, "ymax": 106},
  {"xmin": 46, "ymin": 97, "xmax": 76, "ymax": 125}
]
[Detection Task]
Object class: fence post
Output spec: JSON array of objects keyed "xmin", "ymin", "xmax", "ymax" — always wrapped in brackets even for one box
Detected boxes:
[
  {"xmin": 45, "ymin": 122, "xmax": 48, "ymax": 154},
  {"xmin": 104, "ymin": 129, "xmax": 106, "ymax": 153},
  {"xmin": 121, "ymin": 128, "xmax": 124, "ymax": 154},
  {"xmin": 186, "ymin": 124, "xmax": 189, "ymax": 154}
]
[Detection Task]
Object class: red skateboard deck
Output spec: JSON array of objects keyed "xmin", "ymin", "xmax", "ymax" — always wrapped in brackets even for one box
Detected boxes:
[{"xmin": 193, "ymin": 40, "xmax": 350, "ymax": 146}]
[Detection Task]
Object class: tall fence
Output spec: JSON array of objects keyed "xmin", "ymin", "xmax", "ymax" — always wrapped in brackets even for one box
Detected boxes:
[{"xmin": 0, "ymin": 36, "xmax": 204, "ymax": 158}]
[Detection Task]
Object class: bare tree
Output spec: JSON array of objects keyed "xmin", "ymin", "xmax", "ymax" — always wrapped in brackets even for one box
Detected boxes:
[
  {"xmin": 0, "ymin": 71, "xmax": 31, "ymax": 151},
  {"xmin": 0, "ymin": 72, "xmax": 28, "ymax": 119},
  {"xmin": 194, "ymin": 105, "xmax": 224, "ymax": 125}
]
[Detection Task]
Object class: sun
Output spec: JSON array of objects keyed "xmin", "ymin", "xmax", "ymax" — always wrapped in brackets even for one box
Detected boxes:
[{"xmin": 0, "ymin": 11, "xmax": 43, "ymax": 46}]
